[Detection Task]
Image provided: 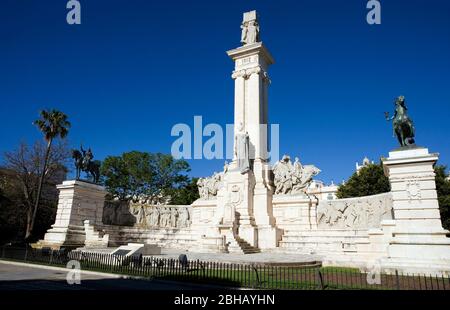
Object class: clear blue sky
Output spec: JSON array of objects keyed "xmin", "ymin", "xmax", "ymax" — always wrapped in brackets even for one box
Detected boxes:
[{"xmin": 1, "ymin": 0, "xmax": 449, "ymax": 183}]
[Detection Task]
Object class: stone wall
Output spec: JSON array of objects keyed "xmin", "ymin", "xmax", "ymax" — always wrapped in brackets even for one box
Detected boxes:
[
  {"xmin": 272, "ymin": 195, "xmax": 318, "ymax": 231},
  {"xmin": 100, "ymin": 202, "xmax": 196, "ymax": 249},
  {"xmin": 275, "ymin": 193, "xmax": 391, "ymax": 263}
]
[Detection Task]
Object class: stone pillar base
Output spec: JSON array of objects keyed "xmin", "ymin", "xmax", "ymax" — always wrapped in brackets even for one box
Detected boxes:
[
  {"xmin": 381, "ymin": 147, "xmax": 450, "ymax": 276},
  {"xmin": 33, "ymin": 225, "xmax": 86, "ymax": 250},
  {"xmin": 238, "ymin": 225, "xmax": 257, "ymax": 247},
  {"xmin": 385, "ymin": 232, "xmax": 450, "ymax": 271},
  {"xmin": 380, "ymin": 257, "xmax": 450, "ymax": 276},
  {"xmin": 34, "ymin": 180, "xmax": 107, "ymax": 249},
  {"xmin": 257, "ymin": 225, "xmax": 281, "ymax": 249}
]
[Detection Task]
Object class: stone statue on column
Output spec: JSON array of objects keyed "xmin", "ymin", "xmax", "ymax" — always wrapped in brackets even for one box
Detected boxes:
[
  {"xmin": 235, "ymin": 123, "xmax": 251, "ymax": 174},
  {"xmin": 240, "ymin": 10, "xmax": 260, "ymax": 45}
]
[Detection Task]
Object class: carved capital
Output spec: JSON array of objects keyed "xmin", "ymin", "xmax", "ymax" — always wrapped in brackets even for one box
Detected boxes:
[
  {"xmin": 232, "ymin": 66, "xmax": 270, "ymax": 81},
  {"xmin": 231, "ymin": 69, "xmax": 247, "ymax": 80},
  {"xmin": 262, "ymin": 71, "xmax": 271, "ymax": 84},
  {"xmin": 246, "ymin": 66, "xmax": 261, "ymax": 77}
]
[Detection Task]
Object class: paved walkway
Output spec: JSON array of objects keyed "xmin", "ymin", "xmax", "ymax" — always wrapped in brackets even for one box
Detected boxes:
[
  {"xmin": 0, "ymin": 261, "xmax": 229, "ymax": 290},
  {"xmin": 78, "ymin": 248, "xmax": 323, "ymax": 266}
]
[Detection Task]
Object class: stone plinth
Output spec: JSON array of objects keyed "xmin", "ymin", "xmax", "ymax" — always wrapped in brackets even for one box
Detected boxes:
[
  {"xmin": 273, "ymin": 195, "xmax": 318, "ymax": 231},
  {"xmin": 190, "ymin": 199, "xmax": 218, "ymax": 237},
  {"xmin": 218, "ymin": 168, "xmax": 257, "ymax": 247},
  {"xmin": 381, "ymin": 147, "xmax": 450, "ymax": 275},
  {"xmin": 34, "ymin": 180, "xmax": 107, "ymax": 249}
]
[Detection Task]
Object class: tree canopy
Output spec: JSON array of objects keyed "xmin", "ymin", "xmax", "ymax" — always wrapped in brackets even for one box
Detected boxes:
[
  {"xmin": 100, "ymin": 151, "xmax": 191, "ymax": 203},
  {"xmin": 336, "ymin": 163, "xmax": 390, "ymax": 199},
  {"xmin": 435, "ymin": 165, "xmax": 450, "ymax": 230},
  {"xmin": 1, "ymin": 140, "xmax": 69, "ymax": 243},
  {"xmin": 33, "ymin": 109, "xmax": 70, "ymax": 142},
  {"xmin": 169, "ymin": 177, "xmax": 200, "ymax": 205}
]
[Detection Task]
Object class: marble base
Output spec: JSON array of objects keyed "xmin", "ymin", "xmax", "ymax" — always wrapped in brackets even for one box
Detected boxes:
[
  {"xmin": 34, "ymin": 180, "xmax": 107, "ymax": 249},
  {"xmin": 380, "ymin": 147, "xmax": 450, "ymax": 275}
]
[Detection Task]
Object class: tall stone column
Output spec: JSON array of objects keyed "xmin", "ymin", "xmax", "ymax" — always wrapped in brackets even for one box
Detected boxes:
[
  {"xmin": 226, "ymin": 38, "xmax": 279, "ymax": 249},
  {"xmin": 232, "ymin": 71, "xmax": 246, "ymax": 146},
  {"xmin": 228, "ymin": 44, "xmax": 272, "ymax": 162}
]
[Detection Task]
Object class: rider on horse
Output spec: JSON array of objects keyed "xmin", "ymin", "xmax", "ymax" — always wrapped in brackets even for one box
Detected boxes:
[
  {"xmin": 81, "ymin": 145, "xmax": 94, "ymax": 169},
  {"xmin": 385, "ymin": 96, "xmax": 416, "ymax": 147},
  {"xmin": 73, "ymin": 145, "xmax": 101, "ymax": 183}
]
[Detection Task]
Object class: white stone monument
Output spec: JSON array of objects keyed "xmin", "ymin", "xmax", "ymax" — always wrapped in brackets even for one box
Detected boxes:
[
  {"xmin": 225, "ymin": 11, "xmax": 279, "ymax": 249},
  {"xmin": 191, "ymin": 10, "xmax": 281, "ymax": 252},
  {"xmin": 51, "ymin": 10, "xmax": 447, "ymax": 276},
  {"xmin": 381, "ymin": 147, "xmax": 450, "ymax": 274},
  {"xmin": 34, "ymin": 180, "xmax": 108, "ymax": 249}
]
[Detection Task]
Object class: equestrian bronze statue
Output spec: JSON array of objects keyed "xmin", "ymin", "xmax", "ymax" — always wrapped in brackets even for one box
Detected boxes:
[
  {"xmin": 385, "ymin": 96, "xmax": 416, "ymax": 147},
  {"xmin": 72, "ymin": 145, "xmax": 101, "ymax": 183}
]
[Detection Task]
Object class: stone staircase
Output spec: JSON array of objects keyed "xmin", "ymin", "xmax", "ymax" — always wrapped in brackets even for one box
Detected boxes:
[
  {"xmin": 83, "ymin": 220, "xmax": 109, "ymax": 248},
  {"xmin": 235, "ymin": 236, "xmax": 261, "ymax": 254},
  {"xmin": 278, "ymin": 229, "xmax": 370, "ymax": 255},
  {"xmin": 103, "ymin": 226, "xmax": 197, "ymax": 249},
  {"xmin": 226, "ymin": 235, "xmax": 261, "ymax": 254}
]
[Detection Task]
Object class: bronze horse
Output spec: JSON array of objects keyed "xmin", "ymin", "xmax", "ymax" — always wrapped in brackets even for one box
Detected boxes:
[
  {"xmin": 385, "ymin": 96, "xmax": 416, "ymax": 147},
  {"xmin": 72, "ymin": 149, "xmax": 101, "ymax": 183}
]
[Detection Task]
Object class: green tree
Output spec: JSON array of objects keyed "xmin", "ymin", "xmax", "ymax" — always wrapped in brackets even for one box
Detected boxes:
[
  {"xmin": 169, "ymin": 177, "xmax": 200, "ymax": 205},
  {"xmin": 1, "ymin": 141, "xmax": 69, "ymax": 243},
  {"xmin": 101, "ymin": 151, "xmax": 191, "ymax": 203},
  {"xmin": 31, "ymin": 110, "xmax": 70, "ymax": 240},
  {"xmin": 336, "ymin": 163, "xmax": 390, "ymax": 199},
  {"xmin": 435, "ymin": 166, "xmax": 450, "ymax": 230}
]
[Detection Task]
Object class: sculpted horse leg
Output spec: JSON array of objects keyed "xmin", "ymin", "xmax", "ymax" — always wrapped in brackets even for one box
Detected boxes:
[
  {"xmin": 406, "ymin": 122, "xmax": 415, "ymax": 145},
  {"xmin": 95, "ymin": 168, "xmax": 100, "ymax": 183},
  {"xmin": 92, "ymin": 165, "xmax": 99, "ymax": 183},
  {"xmin": 92, "ymin": 170, "xmax": 97, "ymax": 183},
  {"xmin": 396, "ymin": 128, "xmax": 404, "ymax": 147},
  {"xmin": 91, "ymin": 165, "xmax": 97, "ymax": 183}
]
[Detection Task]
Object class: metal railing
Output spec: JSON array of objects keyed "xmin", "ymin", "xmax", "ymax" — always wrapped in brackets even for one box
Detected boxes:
[{"xmin": 1, "ymin": 246, "xmax": 448, "ymax": 290}]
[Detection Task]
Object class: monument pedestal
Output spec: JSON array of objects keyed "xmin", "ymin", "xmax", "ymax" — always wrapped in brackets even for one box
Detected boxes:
[
  {"xmin": 252, "ymin": 159, "xmax": 281, "ymax": 249},
  {"xmin": 33, "ymin": 180, "xmax": 107, "ymax": 249},
  {"xmin": 218, "ymin": 167, "xmax": 258, "ymax": 247},
  {"xmin": 381, "ymin": 147, "xmax": 450, "ymax": 275}
]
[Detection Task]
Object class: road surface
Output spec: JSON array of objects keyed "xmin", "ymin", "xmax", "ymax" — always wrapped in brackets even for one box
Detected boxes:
[{"xmin": 0, "ymin": 260, "xmax": 222, "ymax": 290}]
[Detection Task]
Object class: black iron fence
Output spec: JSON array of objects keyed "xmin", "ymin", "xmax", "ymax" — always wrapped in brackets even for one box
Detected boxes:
[{"xmin": 1, "ymin": 246, "xmax": 449, "ymax": 290}]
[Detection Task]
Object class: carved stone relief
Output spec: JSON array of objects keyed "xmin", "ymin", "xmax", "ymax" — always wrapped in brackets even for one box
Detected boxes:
[
  {"xmin": 103, "ymin": 201, "xmax": 192, "ymax": 229},
  {"xmin": 317, "ymin": 193, "xmax": 393, "ymax": 229}
]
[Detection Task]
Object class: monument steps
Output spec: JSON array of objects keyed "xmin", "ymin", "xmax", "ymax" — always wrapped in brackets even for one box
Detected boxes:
[
  {"xmin": 84, "ymin": 220, "xmax": 109, "ymax": 248},
  {"xmin": 283, "ymin": 229, "xmax": 369, "ymax": 237},
  {"xmin": 278, "ymin": 229, "xmax": 371, "ymax": 254},
  {"xmin": 104, "ymin": 227, "xmax": 197, "ymax": 249},
  {"xmin": 280, "ymin": 236, "xmax": 369, "ymax": 243},
  {"xmin": 234, "ymin": 236, "xmax": 261, "ymax": 254}
]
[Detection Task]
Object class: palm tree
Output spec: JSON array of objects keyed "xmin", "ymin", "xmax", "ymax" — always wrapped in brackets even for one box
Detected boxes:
[{"xmin": 28, "ymin": 109, "xmax": 70, "ymax": 240}]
